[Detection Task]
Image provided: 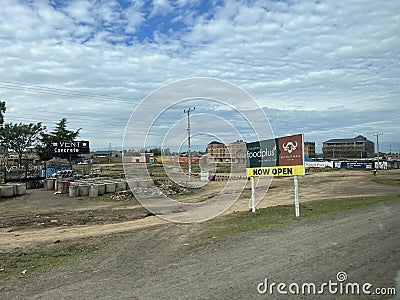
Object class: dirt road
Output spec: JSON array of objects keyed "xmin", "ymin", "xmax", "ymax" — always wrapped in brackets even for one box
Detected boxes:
[
  {"xmin": 1, "ymin": 169, "xmax": 398, "ymax": 252},
  {"xmin": 0, "ymin": 169, "xmax": 399, "ymax": 299},
  {"xmin": 1, "ymin": 197, "xmax": 399, "ymax": 299}
]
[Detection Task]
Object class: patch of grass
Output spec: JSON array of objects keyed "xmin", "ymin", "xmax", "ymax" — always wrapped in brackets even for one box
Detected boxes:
[
  {"xmin": 96, "ymin": 163, "xmax": 125, "ymax": 179},
  {"xmin": 194, "ymin": 195, "xmax": 400, "ymax": 247},
  {"xmin": 76, "ymin": 217, "xmax": 92, "ymax": 225},
  {"xmin": 115, "ymin": 215, "xmax": 128, "ymax": 221},
  {"xmin": 372, "ymin": 178, "xmax": 400, "ymax": 186},
  {"xmin": 0, "ymin": 240, "xmax": 109, "ymax": 281}
]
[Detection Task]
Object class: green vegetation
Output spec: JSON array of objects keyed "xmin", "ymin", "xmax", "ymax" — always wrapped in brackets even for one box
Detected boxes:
[
  {"xmin": 215, "ymin": 163, "xmax": 232, "ymax": 173},
  {"xmin": 0, "ymin": 100, "xmax": 5, "ymax": 125},
  {"xmin": 372, "ymin": 178, "xmax": 400, "ymax": 186},
  {"xmin": 0, "ymin": 122, "xmax": 44, "ymax": 165},
  {"xmin": 178, "ymin": 162, "xmax": 201, "ymax": 174},
  {"xmin": 194, "ymin": 195, "xmax": 400, "ymax": 247},
  {"xmin": 37, "ymin": 118, "xmax": 81, "ymax": 161},
  {"xmin": 76, "ymin": 217, "xmax": 92, "ymax": 225},
  {"xmin": 0, "ymin": 240, "xmax": 109, "ymax": 281},
  {"xmin": 306, "ymin": 167, "xmax": 341, "ymax": 173},
  {"xmin": 97, "ymin": 163, "xmax": 125, "ymax": 178},
  {"xmin": 98, "ymin": 162, "xmax": 235, "ymax": 179}
]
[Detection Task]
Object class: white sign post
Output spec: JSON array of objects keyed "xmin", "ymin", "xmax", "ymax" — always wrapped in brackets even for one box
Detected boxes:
[
  {"xmin": 294, "ymin": 175, "xmax": 300, "ymax": 217},
  {"xmin": 251, "ymin": 177, "xmax": 256, "ymax": 213}
]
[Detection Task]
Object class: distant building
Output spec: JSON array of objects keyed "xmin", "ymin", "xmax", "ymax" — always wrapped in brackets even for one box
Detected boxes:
[
  {"xmin": 206, "ymin": 141, "xmax": 230, "ymax": 163},
  {"xmin": 388, "ymin": 155, "xmax": 400, "ymax": 169},
  {"xmin": 304, "ymin": 142, "xmax": 316, "ymax": 158},
  {"xmin": 228, "ymin": 140, "xmax": 246, "ymax": 163},
  {"xmin": 322, "ymin": 135, "xmax": 374, "ymax": 159},
  {"xmin": 92, "ymin": 150, "xmax": 122, "ymax": 163}
]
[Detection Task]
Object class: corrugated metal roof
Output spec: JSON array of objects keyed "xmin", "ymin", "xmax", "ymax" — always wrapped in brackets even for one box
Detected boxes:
[
  {"xmin": 93, "ymin": 150, "xmax": 113, "ymax": 155},
  {"xmin": 324, "ymin": 135, "xmax": 369, "ymax": 143}
]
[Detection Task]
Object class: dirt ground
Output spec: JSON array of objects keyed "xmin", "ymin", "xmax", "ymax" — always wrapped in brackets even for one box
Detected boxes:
[
  {"xmin": 0, "ymin": 169, "xmax": 399, "ymax": 253},
  {"xmin": 0, "ymin": 169, "xmax": 399, "ymax": 299}
]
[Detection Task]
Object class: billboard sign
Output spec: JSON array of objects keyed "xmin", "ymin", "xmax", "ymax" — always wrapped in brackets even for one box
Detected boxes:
[
  {"xmin": 340, "ymin": 161, "xmax": 375, "ymax": 169},
  {"xmin": 305, "ymin": 161, "xmax": 334, "ymax": 168},
  {"xmin": 246, "ymin": 134, "xmax": 304, "ymax": 177},
  {"xmin": 50, "ymin": 140, "xmax": 90, "ymax": 155}
]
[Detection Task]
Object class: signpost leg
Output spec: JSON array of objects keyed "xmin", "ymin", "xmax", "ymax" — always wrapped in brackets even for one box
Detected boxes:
[
  {"xmin": 25, "ymin": 162, "xmax": 28, "ymax": 190},
  {"xmin": 251, "ymin": 177, "xmax": 256, "ymax": 213},
  {"xmin": 294, "ymin": 175, "xmax": 300, "ymax": 217}
]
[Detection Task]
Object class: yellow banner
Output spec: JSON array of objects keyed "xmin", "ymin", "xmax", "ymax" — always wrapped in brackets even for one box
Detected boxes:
[{"xmin": 246, "ymin": 165, "xmax": 305, "ymax": 177}]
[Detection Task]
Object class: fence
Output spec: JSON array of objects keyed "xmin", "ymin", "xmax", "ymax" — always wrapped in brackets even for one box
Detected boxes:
[{"xmin": 1, "ymin": 161, "xmax": 46, "ymax": 188}]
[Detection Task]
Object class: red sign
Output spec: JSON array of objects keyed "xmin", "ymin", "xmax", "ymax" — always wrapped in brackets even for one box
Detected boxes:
[{"xmin": 278, "ymin": 134, "xmax": 304, "ymax": 166}]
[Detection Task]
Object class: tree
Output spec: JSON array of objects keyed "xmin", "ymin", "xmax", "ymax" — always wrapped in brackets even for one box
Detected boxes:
[
  {"xmin": 1, "ymin": 122, "xmax": 44, "ymax": 166},
  {"xmin": 37, "ymin": 118, "xmax": 81, "ymax": 161},
  {"xmin": 0, "ymin": 101, "xmax": 7, "ymax": 166},
  {"xmin": 145, "ymin": 147, "xmax": 171, "ymax": 156},
  {"xmin": 146, "ymin": 148, "xmax": 162, "ymax": 156},
  {"xmin": 0, "ymin": 101, "xmax": 5, "ymax": 125}
]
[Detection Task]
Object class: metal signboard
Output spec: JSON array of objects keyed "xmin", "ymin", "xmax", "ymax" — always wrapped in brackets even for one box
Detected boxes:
[
  {"xmin": 246, "ymin": 134, "xmax": 305, "ymax": 177},
  {"xmin": 246, "ymin": 133, "xmax": 305, "ymax": 217},
  {"xmin": 340, "ymin": 161, "xmax": 375, "ymax": 169},
  {"xmin": 50, "ymin": 140, "xmax": 90, "ymax": 155}
]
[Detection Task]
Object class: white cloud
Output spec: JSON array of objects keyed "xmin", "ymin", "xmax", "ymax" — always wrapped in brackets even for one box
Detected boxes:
[
  {"xmin": 62, "ymin": 0, "xmax": 94, "ymax": 24},
  {"xmin": 150, "ymin": 0, "xmax": 173, "ymax": 17},
  {"xmin": 0, "ymin": 0, "xmax": 399, "ymax": 151}
]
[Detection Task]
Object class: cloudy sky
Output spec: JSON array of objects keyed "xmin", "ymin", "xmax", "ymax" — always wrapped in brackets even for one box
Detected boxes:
[{"xmin": 0, "ymin": 0, "xmax": 399, "ymax": 153}]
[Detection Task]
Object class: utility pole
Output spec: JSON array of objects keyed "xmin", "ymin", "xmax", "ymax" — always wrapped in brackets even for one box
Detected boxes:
[
  {"xmin": 109, "ymin": 142, "xmax": 112, "ymax": 163},
  {"xmin": 184, "ymin": 107, "xmax": 195, "ymax": 180},
  {"xmin": 373, "ymin": 133, "xmax": 383, "ymax": 169}
]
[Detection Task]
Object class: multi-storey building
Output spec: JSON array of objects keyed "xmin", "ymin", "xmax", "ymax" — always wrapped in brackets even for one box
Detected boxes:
[
  {"xmin": 304, "ymin": 142, "xmax": 316, "ymax": 158},
  {"xmin": 322, "ymin": 135, "xmax": 374, "ymax": 159},
  {"xmin": 228, "ymin": 140, "xmax": 246, "ymax": 164},
  {"xmin": 206, "ymin": 141, "xmax": 230, "ymax": 163}
]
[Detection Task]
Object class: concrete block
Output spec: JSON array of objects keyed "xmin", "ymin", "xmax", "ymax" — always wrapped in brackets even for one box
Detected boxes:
[
  {"xmin": 89, "ymin": 184, "xmax": 98, "ymax": 197},
  {"xmin": 46, "ymin": 179, "xmax": 55, "ymax": 190},
  {"xmin": 69, "ymin": 185, "xmax": 79, "ymax": 197},
  {"xmin": 15, "ymin": 184, "xmax": 26, "ymax": 196},
  {"xmin": 116, "ymin": 181, "xmax": 127, "ymax": 191},
  {"xmin": 57, "ymin": 181, "xmax": 69, "ymax": 194},
  {"xmin": 0, "ymin": 185, "xmax": 14, "ymax": 198},
  {"xmin": 79, "ymin": 184, "xmax": 90, "ymax": 196},
  {"xmin": 96, "ymin": 183, "xmax": 106, "ymax": 195},
  {"xmin": 104, "ymin": 182, "xmax": 116, "ymax": 193}
]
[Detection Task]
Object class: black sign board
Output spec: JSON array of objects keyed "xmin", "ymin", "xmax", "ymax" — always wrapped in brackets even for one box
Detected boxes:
[
  {"xmin": 246, "ymin": 138, "xmax": 278, "ymax": 168},
  {"xmin": 50, "ymin": 140, "xmax": 90, "ymax": 155}
]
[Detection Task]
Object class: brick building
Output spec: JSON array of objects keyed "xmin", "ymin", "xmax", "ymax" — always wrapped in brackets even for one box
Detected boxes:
[
  {"xmin": 228, "ymin": 140, "xmax": 246, "ymax": 163},
  {"xmin": 206, "ymin": 141, "xmax": 230, "ymax": 163},
  {"xmin": 304, "ymin": 142, "xmax": 316, "ymax": 158}
]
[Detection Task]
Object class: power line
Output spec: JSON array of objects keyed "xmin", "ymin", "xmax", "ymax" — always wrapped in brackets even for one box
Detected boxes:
[
  {"xmin": 0, "ymin": 80, "xmax": 138, "ymax": 104},
  {"xmin": 6, "ymin": 109, "xmax": 128, "ymax": 125}
]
